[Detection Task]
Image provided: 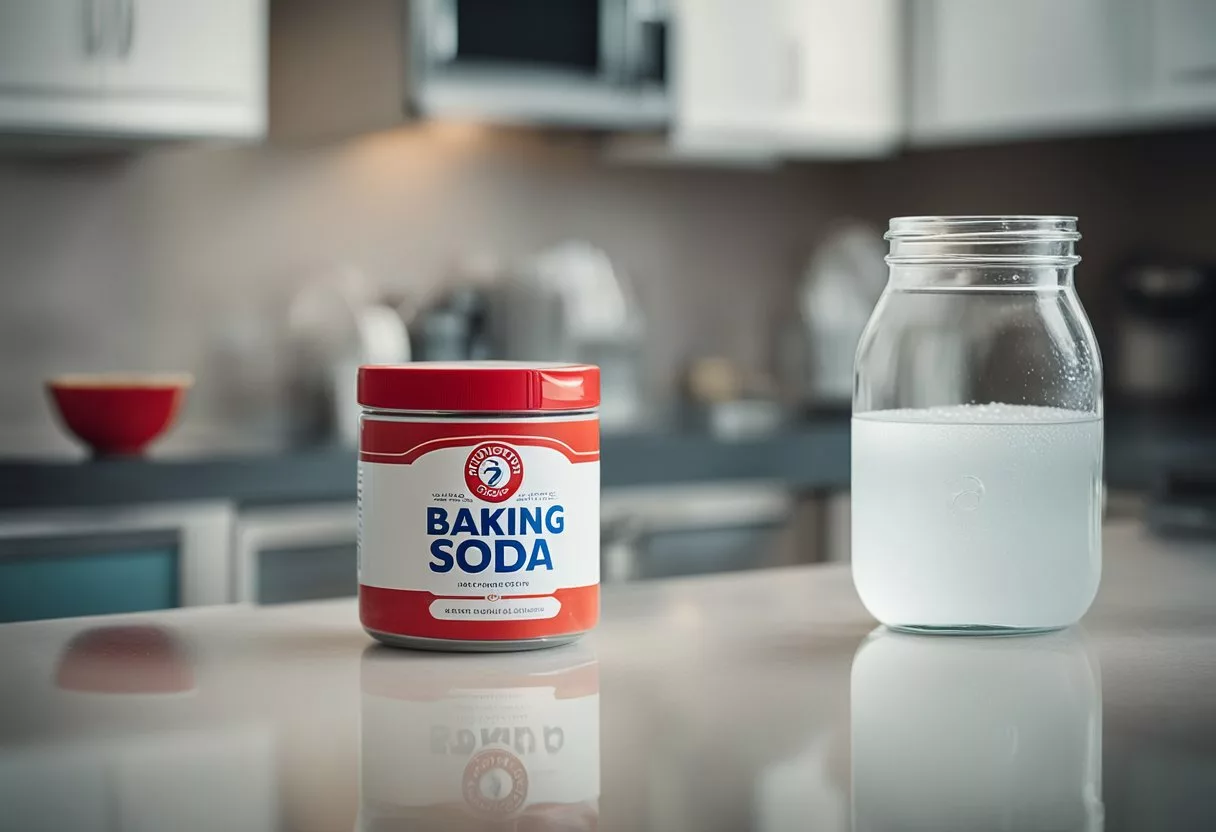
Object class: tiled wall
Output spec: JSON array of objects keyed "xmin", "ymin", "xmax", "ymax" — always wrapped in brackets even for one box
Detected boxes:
[{"xmin": 0, "ymin": 125, "xmax": 1213, "ymax": 457}]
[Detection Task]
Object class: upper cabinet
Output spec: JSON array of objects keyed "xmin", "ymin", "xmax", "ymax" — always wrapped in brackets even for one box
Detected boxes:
[
  {"xmin": 672, "ymin": 0, "xmax": 901, "ymax": 159},
  {"xmin": 773, "ymin": 0, "xmax": 901, "ymax": 156},
  {"xmin": 911, "ymin": 0, "xmax": 1216, "ymax": 146},
  {"xmin": 1142, "ymin": 0, "xmax": 1216, "ymax": 119},
  {"xmin": 0, "ymin": 0, "xmax": 266, "ymax": 141},
  {"xmin": 5, "ymin": 0, "xmax": 1208, "ymax": 152},
  {"xmin": 0, "ymin": 1, "xmax": 102, "ymax": 96}
]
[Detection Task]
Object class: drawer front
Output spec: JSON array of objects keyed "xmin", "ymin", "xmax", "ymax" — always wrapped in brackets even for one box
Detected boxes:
[
  {"xmin": 256, "ymin": 542, "xmax": 357, "ymax": 605},
  {"xmin": 0, "ymin": 532, "xmax": 179, "ymax": 623}
]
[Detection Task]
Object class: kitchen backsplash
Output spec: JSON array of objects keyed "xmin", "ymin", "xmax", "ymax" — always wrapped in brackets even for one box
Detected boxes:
[{"xmin": 0, "ymin": 125, "xmax": 1213, "ymax": 456}]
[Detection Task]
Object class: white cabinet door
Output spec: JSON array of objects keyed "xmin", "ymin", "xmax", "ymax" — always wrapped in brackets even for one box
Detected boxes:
[
  {"xmin": 0, "ymin": 0, "xmax": 101, "ymax": 95},
  {"xmin": 0, "ymin": 0, "xmax": 265, "ymax": 139},
  {"xmin": 104, "ymin": 0, "xmax": 261, "ymax": 99},
  {"xmin": 1143, "ymin": 0, "xmax": 1216, "ymax": 118},
  {"xmin": 672, "ymin": 0, "xmax": 900, "ymax": 159},
  {"xmin": 911, "ymin": 0, "xmax": 1132, "ymax": 144},
  {"xmin": 671, "ymin": 0, "xmax": 786, "ymax": 156},
  {"xmin": 772, "ymin": 0, "xmax": 900, "ymax": 157}
]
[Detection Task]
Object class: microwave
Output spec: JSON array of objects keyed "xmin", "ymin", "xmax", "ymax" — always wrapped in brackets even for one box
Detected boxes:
[{"xmin": 409, "ymin": 0, "xmax": 669, "ymax": 128}]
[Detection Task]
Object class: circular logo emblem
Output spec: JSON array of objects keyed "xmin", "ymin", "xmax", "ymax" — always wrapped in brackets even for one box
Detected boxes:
[
  {"xmin": 464, "ymin": 442, "xmax": 524, "ymax": 503},
  {"xmin": 462, "ymin": 748, "xmax": 529, "ymax": 817}
]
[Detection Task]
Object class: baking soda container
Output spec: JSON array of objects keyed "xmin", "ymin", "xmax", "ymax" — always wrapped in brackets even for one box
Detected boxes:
[
  {"xmin": 853, "ymin": 217, "xmax": 1103, "ymax": 633},
  {"xmin": 357, "ymin": 362, "xmax": 600, "ymax": 651},
  {"xmin": 359, "ymin": 644, "xmax": 600, "ymax": 828}
]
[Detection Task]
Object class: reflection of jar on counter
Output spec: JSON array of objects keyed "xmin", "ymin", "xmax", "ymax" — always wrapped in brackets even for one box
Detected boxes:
[
  {"xmin": 358, "ymin": 644, "xmax": 599, "ymax": 831},
  {"xmin": 852, "ymin": 628, "xmax": 1103, "ymax": 832}
]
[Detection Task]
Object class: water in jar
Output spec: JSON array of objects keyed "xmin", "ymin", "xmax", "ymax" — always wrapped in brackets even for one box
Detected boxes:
[{"xmin": 851, "ymin": 403, "xmax": 1102, "ymax": 632}]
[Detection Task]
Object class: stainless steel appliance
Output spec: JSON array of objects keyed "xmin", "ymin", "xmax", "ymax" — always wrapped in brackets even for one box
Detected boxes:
[
  {"xmin": 410, "ymin": 0, "xmax": 669, "ymax": 128},
  {"xmin": 1113, "ymin": 262, "xmax": 1216, "ymax": 404}
]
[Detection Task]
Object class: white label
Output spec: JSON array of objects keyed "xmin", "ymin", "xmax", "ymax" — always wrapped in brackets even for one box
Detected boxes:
[{"xmin": 359, "ymin": 445, "xmax": 599, "ymax": 599}]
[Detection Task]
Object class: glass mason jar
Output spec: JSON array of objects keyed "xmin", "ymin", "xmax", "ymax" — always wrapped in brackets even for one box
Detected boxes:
[{"xmin": 852, "ymin": 217, "xmax": 1103, "ymax": 634}]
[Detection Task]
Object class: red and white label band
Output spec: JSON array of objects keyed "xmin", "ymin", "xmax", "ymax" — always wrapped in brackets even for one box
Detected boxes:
[
  {"xmin": 360, "ymin": 418, "xmax": 600, "ymax": 465},
  {"xmin": 360, "ymin": 585, "xmax": 600, "ymax": 641},
  {"xmin": 358, "ymin": 415, "xmax": 600, "ymax": 641}
]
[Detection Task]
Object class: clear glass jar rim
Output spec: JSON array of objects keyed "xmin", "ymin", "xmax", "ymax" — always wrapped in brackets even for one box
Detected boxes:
[
  {"xmin": 885, "ymin": 215, "xmax": 1081, "ymax": 268},
  {"xmin": 886, "ymin": 215, "xmax": 1080, "ymax": 241}
]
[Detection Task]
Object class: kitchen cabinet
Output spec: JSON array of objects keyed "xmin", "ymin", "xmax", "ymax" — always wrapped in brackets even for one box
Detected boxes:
[
  {"xmin": 0, "ymin": 0, "xmax": 266, "ymax": 140},
  {"xmin": 0, "ymin": 544, "xmax": 179, "ymax": 623},
  {"xmin": 0, "ymin": 1, "xmax": 102, "ymax": 96},
  {"xmin": 234, "ymin": 503, "xmax": 357, "ymax": 604},
  {"xmin": 910, "ymin": 0, "xmax": 1131, "ymax": 143},
  {"xmin": 671, "ymin": 0, "xmax": 901, "ymax": 159},
  {"xmin": 0, "ymin": 502, "xmax": 232, "ymax": 623},
  {"xmin": 104, "ymin": 0, "xmax": 262, "ymax": 101},
  {"xmin": 911, "ymin": 0, "xmax": 1216, "ymax": 146},
  {"xmin": 1142, "ymin": 0, "xmax": 1216, "ymax": 119}
]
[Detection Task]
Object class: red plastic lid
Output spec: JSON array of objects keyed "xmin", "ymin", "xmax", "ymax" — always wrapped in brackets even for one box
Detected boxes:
[{"xmin": 358, "ymin": 362, "xmax": 600, "ymax": 413}]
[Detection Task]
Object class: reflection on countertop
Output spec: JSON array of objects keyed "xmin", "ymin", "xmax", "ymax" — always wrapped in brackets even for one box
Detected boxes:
[
  {"xmin": 359, "ymin": 645, "xmax": 600, "ymax": 830},
  {"xmin": 853, "ymin": 628, "xmax": 1102, "ymax": 831},
  {"xmin": 0, "ymin": 521, "xmax": 1214, "ymax": 830}
]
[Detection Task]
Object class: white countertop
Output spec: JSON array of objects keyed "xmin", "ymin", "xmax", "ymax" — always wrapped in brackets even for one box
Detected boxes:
[{"xmin": 0, "ymin": 520, "xmax": 1213, "ymax": 831}]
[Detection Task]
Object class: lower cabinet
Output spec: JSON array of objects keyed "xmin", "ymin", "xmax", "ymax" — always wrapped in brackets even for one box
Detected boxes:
[
  {"xmin": 234, "ymin": 503, "xmax": 357, "ymax": 604},
  {"xmin": 255, "ymin": 541, "xmax": 357, "ymax": 605},
  {"xmin": 0, "ymin": 500, "xmax": 359, "ymax": 622},
  {"xmin": 0, "ymin": 502, "xmax": 233, "ymax": 624},
  {"xmin": 0, "ymin": 540, "xmax": 179, "ymax": 624}
]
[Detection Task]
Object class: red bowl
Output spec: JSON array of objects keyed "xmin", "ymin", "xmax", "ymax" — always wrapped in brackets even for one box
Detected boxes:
[{"xmin": 47, "ymin": 373, "xmax": 192, "ymax": 456}]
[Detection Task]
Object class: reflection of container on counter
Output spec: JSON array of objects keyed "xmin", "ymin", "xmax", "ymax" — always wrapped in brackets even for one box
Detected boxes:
[
  {"xmin": 852, "ymin": 627, "xmax": 1102, "ymax": 832},
  {"xmin": 358, "ymin": 644, "xmax": 600, "ymax": 830}
]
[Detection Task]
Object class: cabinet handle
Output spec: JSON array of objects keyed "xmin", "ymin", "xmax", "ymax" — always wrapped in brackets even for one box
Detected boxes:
[
  {"xmin": 83, "ymin": 0, "xmax": 104, "ymax": 56},
  {"xmin": 118, "ymin": 0, "xmax": 137, "ymax": 58}
]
